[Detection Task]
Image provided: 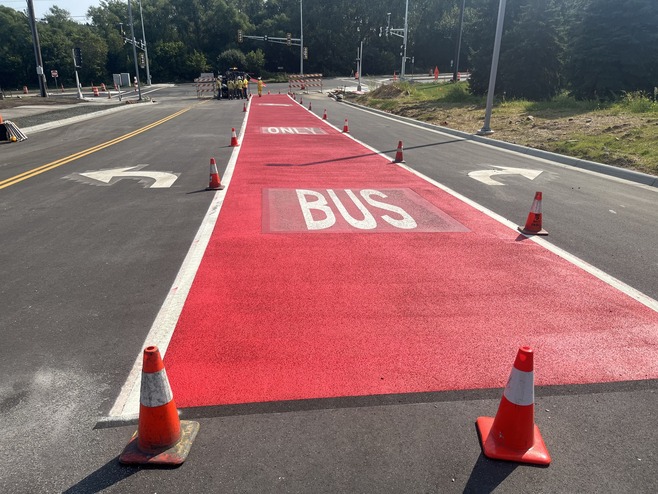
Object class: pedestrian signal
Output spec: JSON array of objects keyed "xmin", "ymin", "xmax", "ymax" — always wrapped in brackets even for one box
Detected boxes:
[
  {"xmin": 286, "ymin": 33, "xmax": 292, "ymax": 46},
  {"xmin": 73, "ymin": 47, "xmax": 82, "ymax": 68}
]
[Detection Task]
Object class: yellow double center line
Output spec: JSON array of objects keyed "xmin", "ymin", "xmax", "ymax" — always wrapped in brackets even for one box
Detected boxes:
[{"xmin": 0, "ymin": 106, "xmax": 192, "ymax": 190}]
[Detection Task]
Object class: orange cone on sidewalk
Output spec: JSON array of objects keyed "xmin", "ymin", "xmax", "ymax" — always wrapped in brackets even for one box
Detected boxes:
[
  {"xmin": 476, "ymin": 346, "xmax": 551, "ymax": 466},
  {"xmin": 119, "ymin": 346, "xmax": 199, "ymax": 465},
  {"xmin": 322, "ymin": 109, "xmax": 327, "ymax": 120},
  {"xmin": 343, "ymin": 119, "xmax": 349, "ymax": 133},
  {"xmin": 206, "ymin": 158, "xmax": 224, "ymax": 190},
  {"xmin": 518, "ymin": 191, "xmax": 548, "ymax": 235},
  {"xmin": 230, "ymin": 128, "xmax": 240, "ymax": 147},
  {"xmin": 392, "ymin": 140, "xmax": 405, "ymax": 163}
]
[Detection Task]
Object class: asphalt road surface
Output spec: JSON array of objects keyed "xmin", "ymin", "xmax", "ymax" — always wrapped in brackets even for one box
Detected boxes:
[{"xmin": 1, "ymin": 81, "xmax": 656, "ymax": 493}]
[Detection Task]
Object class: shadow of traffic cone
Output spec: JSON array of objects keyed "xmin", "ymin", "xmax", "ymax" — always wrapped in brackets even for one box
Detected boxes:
[
  {"xmin": 230, "ymin": 128, "xmax": 240, "ymax": 147},
  {"xmin": 119, "ymin": 346, "xmax": 199, "ymax": 465},
  {"xmin": 518, "ymin": 191, "xmax": 548, "ymax": 235},
  {"xmin": 343, "ymin": 119, "xmax": 349, "ymax": 133},
  {"xmin": 322, "ymin": 109, "xmax": 327, "ymax": 120},
  {"xmin": 476, "ymin": 346, "xmax": 551, "ymax": 466},
  {"xmin": 206, "ymin": 158, "xmax": 224, "ymax": 191},
  {"xmin": 392, "ymin": 140, "xmax": 405, "ymax": 163}
]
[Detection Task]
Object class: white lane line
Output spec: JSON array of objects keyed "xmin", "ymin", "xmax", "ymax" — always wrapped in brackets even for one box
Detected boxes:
[
  {"xmin": 105, "ymin": 99, "xmax": 251, "ymax": 422},
  {"xmin": 314, "ymin": 106, "xmax": 658, "ymax": 314}
]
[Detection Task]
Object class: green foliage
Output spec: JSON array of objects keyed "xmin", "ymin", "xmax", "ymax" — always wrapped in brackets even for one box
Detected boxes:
[
  {"xmin": 1, "ymin": 0, "xmax": 657, "ymax": 100},
  {"xmin": 217, "ymin": 49, "xmax": 247, "ymax": 73},
  {"xmin": 619, "ymin": 92, "xmax": 658, "ymax": 114},
  {"xmin": 566, "ymin": 0, "xmax": 658, "ymax": 100}
]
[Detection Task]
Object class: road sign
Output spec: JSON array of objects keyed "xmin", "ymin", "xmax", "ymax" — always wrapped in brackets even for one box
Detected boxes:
[{"xmin": 51, "ymin": 70, "xmax": 58, "ymax": 78}]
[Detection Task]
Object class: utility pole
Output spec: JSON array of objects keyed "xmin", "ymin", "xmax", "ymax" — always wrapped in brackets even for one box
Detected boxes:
[
  {"xmin": 138, "ymin": 0, "xmax": 151, "ymax": 85},
  {"xmin": 127, "ymin": 0, "xmax": 142, "ymax": 100},
  {"xmin": 452, "ymin": 0, "xmax": 466, "ymax": 83},
  {"xmin": 401, "ymin": 0, "xmax": 409, "ymax": 78},
  {"xmin": 26, "ymin": 0, "xmax": 47, "ymax": 97}
]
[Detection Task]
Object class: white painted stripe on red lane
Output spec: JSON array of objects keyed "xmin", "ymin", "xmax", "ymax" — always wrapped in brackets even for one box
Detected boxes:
[
  {"xmin": 106, "ymin": 99, "xmax": 252, "ymax": 421},
  {"xmin": 309, "ymin": 103, "xmax": 658, "ymax": 315}
]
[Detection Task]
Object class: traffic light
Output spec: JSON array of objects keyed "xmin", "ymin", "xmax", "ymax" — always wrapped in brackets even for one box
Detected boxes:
[
  {"xmin": 73, "ymin": 47, "xmax": 82, "ymax": 68},
  {"xmin": 286, "ymin": 33, "xmax": 292, "ymax": 46},
  {"xmin": 303, "ymin": 46, "xmax": 308, "ymax": 60},
  {"xmin": 237, "ymin": 29, "xmax": 243, "ymax": 43}
]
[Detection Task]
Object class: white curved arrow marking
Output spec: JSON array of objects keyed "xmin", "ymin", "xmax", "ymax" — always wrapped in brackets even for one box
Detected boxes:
[
  {"xmin": 468, "ymin": 166, "xmax": 543, "ymax": 186},
  {"xmin": 79, "ymin": 166, "xmax": 179, "ymax": 188}
]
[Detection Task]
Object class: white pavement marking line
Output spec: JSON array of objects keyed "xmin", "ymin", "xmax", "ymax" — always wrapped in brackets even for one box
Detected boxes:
[
  {"xmin": 311, "ymin": 104, "xmax": 658, "ymax": 315},
  {"xmin": 106, "ymin": 102, "xmax": 250, "ymax": 421},
  {"xmin": 468, "ymin": 165, "xmax": 543, "ymax": 186},
  {"xmin": 78, "ymin": 166, "xmax": 179, "ymax": 188}
]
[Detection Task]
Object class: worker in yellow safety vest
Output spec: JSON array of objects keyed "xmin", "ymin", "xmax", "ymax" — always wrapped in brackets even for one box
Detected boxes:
[
  {"xmin": 257, "ymin": 77, "xmax": 264, "ymax": 97},
  {"xmin": 242, "ymin": 76, "xmax": 249, "ymax": 99}
]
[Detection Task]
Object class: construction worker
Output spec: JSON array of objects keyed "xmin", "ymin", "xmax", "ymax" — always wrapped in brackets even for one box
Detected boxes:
[
  {"xmin": 242, "ymin": 76, "xmax": 249, "ymax": 99},
  {"xmin": 236, "ymin": 77, "xmax": 242, "ymax": 99},
  {"xmin": 227, "ymin": 78, "xmax": 234, "ymax": 99},
  {"xmin": 257, "ymin": 77, "xmax": 264, "ymax": 97}
]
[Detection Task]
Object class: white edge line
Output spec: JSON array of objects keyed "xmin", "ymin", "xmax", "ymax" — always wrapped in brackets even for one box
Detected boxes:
[
  {"xmin": 309, "ymin": 101, "xmax": 658, "ymax": 314},
  {"xmin": 106, "ymin": 99, "xmax": 251, "ymax": 421}
]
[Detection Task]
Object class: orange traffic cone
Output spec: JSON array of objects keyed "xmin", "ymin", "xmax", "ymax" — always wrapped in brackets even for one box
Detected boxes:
[
  {"xmin": 322, "ymin": 109, "xmax": 327, "ymax": 120},
  {"xmin": 518, "ymin": 191, "xmax": 548, "ymax": 235},
  {"xmin": 206, "ymin": 158, "xmax": 225, "ymax": 190},
  {"xmin": 392, "ymin": 140, "xmax": 405, "ymax": 163},
  {"xmin": 342, "ymin": 119, "xmax": 349, "ymax": 133},
  {"xmin": 300, "ymin": 97, "xmax": 303, "ymax": 105},
  {"xmin": 230, "ymin": 128, "xmax": 240, "ymax": 147},
  {"xmin": 243, "ymin": 102, "xmax": 246, "ymax": 112},
  {"xmin": 119, "ymin": 346, "xmax": 199, "ymax": 465},
  {"xmin": 309, "ymin": 102, "xmax": 312, "ymax": 111},
  {"xmin": 0, "ymin": 114, "xmax": 3, "ymax": 124},
  {"xmin": 476, "ymin": 346, "xmax": 551, "ymax": 466}
]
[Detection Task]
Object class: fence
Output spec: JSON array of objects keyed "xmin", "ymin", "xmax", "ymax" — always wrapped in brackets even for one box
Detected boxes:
[{"xmin": 288, "ymin": 74, "xmax": 323, "ymax": 93}]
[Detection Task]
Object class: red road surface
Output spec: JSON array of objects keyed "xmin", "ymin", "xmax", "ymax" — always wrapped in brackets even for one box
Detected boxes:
[{"xmin": 164, "ymin": 95, "xmax": 658, "ymax": 408}]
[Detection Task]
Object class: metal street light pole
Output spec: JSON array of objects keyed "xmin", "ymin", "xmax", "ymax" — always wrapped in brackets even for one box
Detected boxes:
[
  {"xmin": 127, "ymin": 0, "xmax": 142, "ymax": 100},
  {"xmin": 478, "ymin": 0, "xmax": 507, "ymax": 135},
  {"xmin": 138, "ymin": 0, "xmax": 151, "ymax": 86},
  {"xmin": 300, "ymin": 0, "xmax": 304, "ymax": 75},
  {"xmin": 401, "ymin": 0, "xmax": 409, "ymax": 78}
]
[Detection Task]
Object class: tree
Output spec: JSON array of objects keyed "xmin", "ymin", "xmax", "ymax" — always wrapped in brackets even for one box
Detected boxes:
[
  {"xmin": 217, "ymin": 49, "xmax": 247, "ymax": 72},
  {"xmin": 245, "ymin": 49, "xmax": 266, "ymax": 74},
  {"xmin": 0, "ymin": 6, "xmax": 33, "ymax": 89},
  {"xmin": 498, "ymin": 0, "xmax": 564, "ymax": 100},
  {"xmin": 566, "ymin": 0, "xmax": 658, "ymax": 100}
]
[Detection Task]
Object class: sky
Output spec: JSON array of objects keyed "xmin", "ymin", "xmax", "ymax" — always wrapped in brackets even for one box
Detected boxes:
[{"xmin": 0, "ymin": 1, "xmax": 103, "ymax": 21}]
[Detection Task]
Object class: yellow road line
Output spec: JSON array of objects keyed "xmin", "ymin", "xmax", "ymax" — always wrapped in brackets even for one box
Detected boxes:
[{"xmin": 0, "ymin": 106, "xmax": 192, "ymax": 190}]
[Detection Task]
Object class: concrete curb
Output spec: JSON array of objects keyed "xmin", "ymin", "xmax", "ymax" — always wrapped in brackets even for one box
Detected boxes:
[{"xmin": 340, "ymin": 99, "xmax": 658, "ymax": 188}]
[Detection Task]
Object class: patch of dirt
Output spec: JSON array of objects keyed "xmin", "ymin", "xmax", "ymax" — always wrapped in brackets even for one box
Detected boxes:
[
  {"xmin": 0, "ymin": 96, "xmax": 81, "ymax": 110},
  {"xmin": 367, "ymin": 84, "xmax": 406, "ymax": 99}
]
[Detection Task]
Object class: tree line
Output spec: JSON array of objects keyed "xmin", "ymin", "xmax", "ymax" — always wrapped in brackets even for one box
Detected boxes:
[{"xmin": 1, "ymin": 0, "xmax": 656, "ymax": 101}]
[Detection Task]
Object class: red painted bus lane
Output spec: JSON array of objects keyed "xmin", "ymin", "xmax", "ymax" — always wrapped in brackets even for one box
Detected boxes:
[{"xmin": 163, "ymin": 95, "xmax": 658, "ymax": 408}]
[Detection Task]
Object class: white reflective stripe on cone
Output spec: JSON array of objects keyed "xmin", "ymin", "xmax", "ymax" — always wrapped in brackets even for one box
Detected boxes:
[
  {"xmin": 140, "ymin": 368, "xmax": 174, "ymax": 408},
  {"xmin": 503, "ymin": 367, "xmax": 534, "ymax": 406}
]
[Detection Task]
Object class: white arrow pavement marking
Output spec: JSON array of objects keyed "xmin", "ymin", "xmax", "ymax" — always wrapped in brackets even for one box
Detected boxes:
[
  {"xmin": 79, "ymin": 166, "xmax": 179, "ymax": 188},
  {"xmin": 468, "ymin": 165, "xmax": 543, "ymax": 186}
]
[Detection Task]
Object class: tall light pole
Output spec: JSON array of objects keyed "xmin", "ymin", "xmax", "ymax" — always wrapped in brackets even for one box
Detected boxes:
[
  {"xmin": 299, "ymin": 0, "xmax": 304, "ymax": 75},
  {"xmin": 138, "ymin": 0, "xmax": 151, "ymax": 86},
  {"xmin": 401, "ymin": 0, "xmax": 409, "ymax": 78},
  {"xmin": 127, "ymin": 0, "xmax": 142, "ymax": 100},
  {"xmin": 478, "ymin": 0, "xmax": 507, "ymax": 135}
]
